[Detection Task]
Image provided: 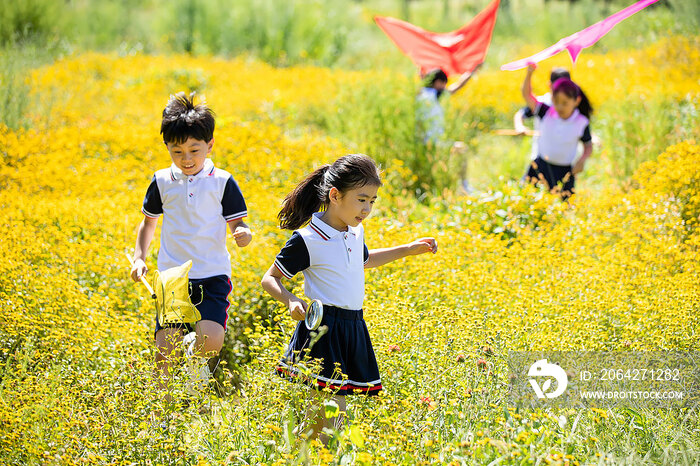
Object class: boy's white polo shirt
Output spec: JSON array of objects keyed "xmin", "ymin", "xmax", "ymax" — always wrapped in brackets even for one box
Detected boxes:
[
  {"xmin": 519, "ymin": 92, "xmax": 552, "ymax": 160},
  {"xmin": 416, "ymin": 87, "xmax": 446, "ymax": 143},
  {"xmin": 274, "ymin": 212, "xmax": 370, "ymax": 311},
  {"xmin": 141, "ymin": 158, "xmax": 247, "ymax": 279}
]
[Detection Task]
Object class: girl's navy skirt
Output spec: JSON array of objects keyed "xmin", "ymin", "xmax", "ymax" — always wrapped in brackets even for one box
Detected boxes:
[
  {"xmin": 525, "ymin": 156, "xmax": 575, "ymax": 199},
  {"xmin": 275, "ymin": 305, "xmax": 382, "ymax": 396}
]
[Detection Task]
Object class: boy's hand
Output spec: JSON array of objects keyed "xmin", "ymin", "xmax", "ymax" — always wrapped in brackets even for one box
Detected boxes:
[
  {"xmin": 407, "ymin": 237, "xmax": 438, "ymax": 256},
  {"xmin": 233, "ymin": 226, "xmax": 253, "ymax": 247},
  {"xmin": 288, "ymin": 298, "xmax": 307, "ymax": 321},
  {"xmin": 514, "ymin": 123, "xmax": 529, "ymax": 135},
  {"xmin": 130, "ymin": 258, "xmax": 148, "ymax": 282},
  {"xmin": 527, "ymin": 63, "xmax": 537, "ymax": 73},
  {"xmin": 572, "ymin": 158, "xmax": 585, "ymax": 175}
]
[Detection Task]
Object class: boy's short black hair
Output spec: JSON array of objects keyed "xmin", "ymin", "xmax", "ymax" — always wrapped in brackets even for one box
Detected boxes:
[
  {"xmin": 160, "ymin": 92, "xmax": 215, "ymax": 144},
  {"xmin": 422, "ymin": 68, "xmax": 448, "ymax": 88},
  {"xmin": 549, "ymin": 67, "xmax": 571, "ymax": 83}
]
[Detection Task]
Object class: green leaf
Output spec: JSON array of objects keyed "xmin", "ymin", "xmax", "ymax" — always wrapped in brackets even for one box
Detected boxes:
[
  {"xmin": 324, "ymin": 400, "xmax": 339, "ymax": 419},
  {"xmin": 348, "ymin": 426, "xmax": 365, "ymax": 448}
]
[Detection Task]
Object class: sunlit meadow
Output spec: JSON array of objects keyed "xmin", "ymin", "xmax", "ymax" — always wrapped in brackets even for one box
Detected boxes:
[{"xmin": 0, "ymin": 35, "xmax": 699, "ymax": 464}]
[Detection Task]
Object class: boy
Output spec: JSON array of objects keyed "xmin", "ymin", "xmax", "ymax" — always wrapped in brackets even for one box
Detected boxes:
[
  {"xmin": 416, "ymin": 65, "xmax": 481, "ymax": 193},
  {"xmin": 130, "ymin": 92, "xmax": 252, "ymax": 397},
  {"xmin": 416, "ymin": 66, "xmax": 481, "ymax": 145}
]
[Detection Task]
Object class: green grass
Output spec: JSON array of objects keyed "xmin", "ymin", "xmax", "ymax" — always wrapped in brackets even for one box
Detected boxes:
[
  {"xmin": 1, "ymin": 0, "xmax": 697, "ymax": 68},
  {"xmin": 0, "ymin": 41, "xmax": 66, "ymax": 129}
]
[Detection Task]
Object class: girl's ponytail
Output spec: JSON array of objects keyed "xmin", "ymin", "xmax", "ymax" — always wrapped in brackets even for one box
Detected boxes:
[
  {"xmin": 576, "ymin": 88, "xmax": 593, "ymax": 120},
  {"xmin": 278, "ymin": 165, "xmax": 330, "ymax": 230},
  {"xmin": 278, "ymin": 153, "xmax": 382, "ymax": 230}
]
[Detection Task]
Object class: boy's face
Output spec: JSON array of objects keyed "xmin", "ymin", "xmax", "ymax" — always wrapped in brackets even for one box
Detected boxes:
[
  {"xmin": 433, "ymin": 79, "xmax": 447, "ymax": 92},
  {"xmin": 165, "ymin": 137, "xmax": 213, "ymax": 176}
]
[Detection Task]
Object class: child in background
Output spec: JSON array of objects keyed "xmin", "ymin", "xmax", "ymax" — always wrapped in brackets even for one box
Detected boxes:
[
  {"xmin": 416, "ymin": 66, "xmax": 480, "ymax": 144},
  {"xmin": 261, "ymin": 154, "xmax": 437, "ymax": 442},
  {"xmin": 416, "ymin": 65, "xmax": 481, "ymax": 193},
  {"xmin": 521, "ymin": 64, "xmax": 593, "ymax": 199},
  {"xmin": 130, "ymin": 92, "xmax": 252, "ymax": 402},
  {"xmin": 513, "ymin": 67, "xmax": 571, "ymax": 160}
]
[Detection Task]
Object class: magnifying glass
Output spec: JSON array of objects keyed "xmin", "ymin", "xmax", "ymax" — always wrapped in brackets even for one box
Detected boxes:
[{"xmin": 305, "ymin": 299, "xmax": 324, "ymax": 331}]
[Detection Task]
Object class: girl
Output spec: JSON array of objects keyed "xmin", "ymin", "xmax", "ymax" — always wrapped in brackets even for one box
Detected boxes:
[
  {"xmin": 521, "ymin": 63, "xmax": 593, "ymax": 199},
  {"xmin": 261, "ymin": 154, "xmax": 437, "ymax": 441}
]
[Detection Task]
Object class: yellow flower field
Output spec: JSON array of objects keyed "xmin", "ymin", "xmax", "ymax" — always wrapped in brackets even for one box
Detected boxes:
[{"xmin": 0, "ymin": 36, "xmax": 699, "ymax": 464}]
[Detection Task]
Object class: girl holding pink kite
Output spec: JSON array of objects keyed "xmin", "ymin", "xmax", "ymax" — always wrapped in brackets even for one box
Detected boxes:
[{"xmin": 521, "ymin": 64, "xmax": 593, "ymax": 200}]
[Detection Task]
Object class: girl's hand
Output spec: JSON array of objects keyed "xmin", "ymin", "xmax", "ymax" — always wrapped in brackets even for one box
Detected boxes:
[
  {"xmin": 233, "ymin": 226, "xmax": 253, "ymax": 247},
  {"xmin": 572, "ymin": 158, "xmax": 585, "ymax": 175},
  {"xmin": 130, "ymin": 258, "xmax": 148, "ymax": 282},
  {"xmin": 527, "ymin": 63, "xmax": 537, "ymax": 73},
  {"xmin": 407, "ymin": 237, "xmax": 438, "ymax": 255},
  {"xmin": 288, "ymin": 298, "xmax": 307, "ymax": 321}
]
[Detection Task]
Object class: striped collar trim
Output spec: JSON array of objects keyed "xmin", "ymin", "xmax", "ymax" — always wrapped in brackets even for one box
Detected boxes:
[
  {"xmin": 170, "ymin": 158, "xmax": 215, "ymax": 181},
  {"xmin": 309, "ymin": 212, "xmax": 358, "ymax": 241},
  {"xmin": 309, "ymin": 220, "xmax": 331, "ymax": 240}
]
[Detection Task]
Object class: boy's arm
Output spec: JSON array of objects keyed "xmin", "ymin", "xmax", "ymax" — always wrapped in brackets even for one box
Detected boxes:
[
  {"xmin": 228, "ymin": 218, "xmax": 253, "ymax": 247},
  {"xmin": 130, "ymin": 216, "xmax": 158, "ymax": 281},
  {"xmin": 261, "ymin": 265, "xmax": 307, "ymax": 321},
  {"xmin": 522, "ymin": 64, "xmax": 538, "ymax": 113},
  {"xmin": 448, "ymin": 63, "xmax": 481, "ymax": 95},
  {"xmin": 514, "ymin": 108, "xmax": 530, "ymax": 133},
  {"xmin": 364, "ymin": 237, "xmax": 437, "ymax": 269}
]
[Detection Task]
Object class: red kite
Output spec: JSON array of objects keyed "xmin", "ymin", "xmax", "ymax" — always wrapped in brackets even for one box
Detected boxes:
[
  {"xmin": 501, "ymin": 0, "xmax": 661, "ymax": 71},
  {"xmin": 375, "ymin": 0, "xmax": 500, "ymax": 77}
]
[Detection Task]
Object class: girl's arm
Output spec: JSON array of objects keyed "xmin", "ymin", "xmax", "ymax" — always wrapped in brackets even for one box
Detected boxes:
[
  {"xmin": 364, "ymin": 237, "xmax": 437, "ymax": 269},
  {"xmin": 261, "ymin": 265, "xmax": 307, "ymax": 321},
  {"xmin": 228, "ymin": 218, "xmax": 253, "ymax": 247},
  {"xmin": 572, "ymin": 142, "xmax": 593, "ymax": 175},
  {"xmin": 130, "ymin": 216, "xmax": 158, "ymax": 281},
  {"xmin": 522, "ymin": 64, "xmax": 538, "ymax": 113}
]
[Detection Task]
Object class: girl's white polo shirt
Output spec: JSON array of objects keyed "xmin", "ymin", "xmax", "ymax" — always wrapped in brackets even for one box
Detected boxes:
[
  {"xmin": 274, "ymin": 212, "xmax": 370, "ymax": 310},
  {"xmin": 536, "ymin": 103, "xmax": 591, "ymax": 166},
  {"xmin": 141, "ymin": 158, "xmax": 247, "ymax": 279}
]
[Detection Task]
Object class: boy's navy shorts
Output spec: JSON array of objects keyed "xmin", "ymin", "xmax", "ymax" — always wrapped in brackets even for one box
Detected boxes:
[{"xmin": 154, "ymin": 274, "xmax": 232, "ymax": 335}]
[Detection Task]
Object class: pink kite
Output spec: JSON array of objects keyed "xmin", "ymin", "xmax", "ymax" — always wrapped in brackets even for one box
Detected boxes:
[
  {"xmin": 501, "ymin": 0, "xmax": 661, "ymax": 71},
  {"xmin": 375, "ymin": 0, "xmax": 500, "ymax": 77}
]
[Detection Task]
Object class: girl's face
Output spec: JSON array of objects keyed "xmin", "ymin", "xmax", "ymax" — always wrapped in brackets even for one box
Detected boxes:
[
  {"xmin": 327, "ymin": 184, "xmax": 379, "ymax": 229},
  {"xmin": 552, "ymin": 92, "xmax": 581, "ymax": 120}
]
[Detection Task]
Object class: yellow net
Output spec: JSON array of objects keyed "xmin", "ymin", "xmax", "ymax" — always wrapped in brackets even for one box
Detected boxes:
[{"xmin": 152, "ymin": 260, "xmax": 201, "ymax": 324}]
